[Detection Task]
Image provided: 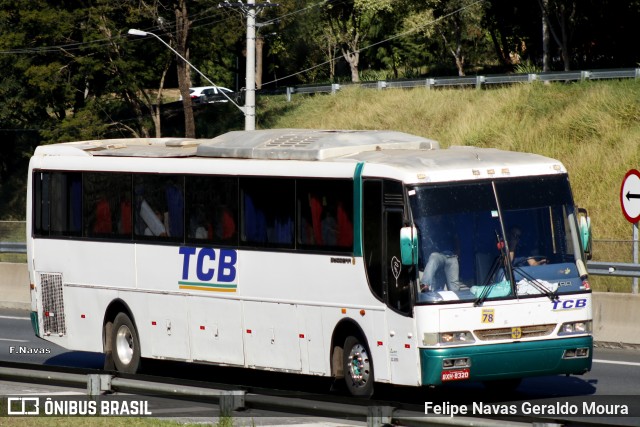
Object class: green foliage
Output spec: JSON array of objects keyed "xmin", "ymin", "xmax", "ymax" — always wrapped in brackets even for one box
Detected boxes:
[{"xmin": 513, "ymin": 60, "xmax": 542, "ymax": 74}]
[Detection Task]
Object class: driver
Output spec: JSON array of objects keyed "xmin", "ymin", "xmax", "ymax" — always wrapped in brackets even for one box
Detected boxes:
[{"xmin": 507, "ymin": 226, "xmax": 547, "ymax": 266}]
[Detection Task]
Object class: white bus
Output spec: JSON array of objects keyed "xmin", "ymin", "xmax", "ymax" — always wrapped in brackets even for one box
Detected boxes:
[{"xmin": 26, "ymin": 129, "xmax": 593, "ymax": 397}]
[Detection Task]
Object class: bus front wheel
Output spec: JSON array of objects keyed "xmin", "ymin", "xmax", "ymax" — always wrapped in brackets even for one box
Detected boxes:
[
  {"xmin": 343, "ymin": 335, "xmax": 374, "ymax": 397},
  {"xmin": 111, "ymin": 312, "xmax": 141, "ymax": 374}
]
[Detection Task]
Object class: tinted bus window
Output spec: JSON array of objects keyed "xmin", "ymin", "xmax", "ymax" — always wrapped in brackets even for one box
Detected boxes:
[
  {"xmin": 133, "ymin": 174, "xmax": 184, "ymax": 241},
  {"xmin": 185, "ymin": 175, "xmax": 238, "ymax": 246},
  {"xmin": 241, "ymin": 177, "xmax": 294, "ymax": 248},
  {"xmin": 84, "ymin": 173, "xmax": 132, "ymax": 239},
  {"xmin": 297, "ymin": 179, "xmax": 353, "ymax": 251},
  {"xmin": 33, "ymin": 171, "xmax": 82, "ymax": 237}
]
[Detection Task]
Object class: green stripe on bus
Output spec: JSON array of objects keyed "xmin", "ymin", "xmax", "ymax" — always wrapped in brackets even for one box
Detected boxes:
[
  {"xmin": 178, "ymin": 281, "xmax": 237, "ymax": 289},
  {"xmin": 353, "ymin": 162, "xmax": 365, "ymax": 257}
]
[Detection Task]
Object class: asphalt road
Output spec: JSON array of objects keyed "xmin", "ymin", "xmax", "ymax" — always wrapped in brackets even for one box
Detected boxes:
[{"xmin": 2, "ymin": 307, "xmax": 640, "ymax": 425}]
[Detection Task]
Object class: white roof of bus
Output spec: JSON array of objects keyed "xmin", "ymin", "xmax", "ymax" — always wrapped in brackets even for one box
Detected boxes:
[
  {"xmin": 33, "ymin": 129, "xmax": 439, "ymax": 160},
  {"xmin": 32, "ymin": 129, "xmax": 566, "ymax": 182}
]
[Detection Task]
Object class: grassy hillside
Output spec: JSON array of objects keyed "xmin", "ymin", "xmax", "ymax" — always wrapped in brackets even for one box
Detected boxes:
[{"xmin": 258, "ymin": 80, "xmax": 640, "ymax": 291}]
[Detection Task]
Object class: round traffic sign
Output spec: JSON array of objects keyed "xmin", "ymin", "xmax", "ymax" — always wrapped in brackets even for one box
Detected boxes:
[{"xmin": 620, "ymin": 169, "xmax": 640, "ymax": 223}]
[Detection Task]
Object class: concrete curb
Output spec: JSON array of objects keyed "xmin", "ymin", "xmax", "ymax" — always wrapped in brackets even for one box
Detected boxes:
[{"xmin": 0, "ymin": 262, "xmax": 29, "ymax": 310}]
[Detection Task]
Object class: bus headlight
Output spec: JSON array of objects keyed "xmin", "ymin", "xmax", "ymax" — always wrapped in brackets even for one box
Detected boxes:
[
  {"xmin": 424, "ymin": 331, "xmax": 475, "ymax": 346},
  {"xmin": 559, "ymin": 320, "xmax": 592, "ymax": 335}
]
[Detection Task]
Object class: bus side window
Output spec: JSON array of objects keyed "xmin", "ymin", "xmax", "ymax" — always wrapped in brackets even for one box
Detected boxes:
[
  {"xmin": 185, "ymin": 176, "xmax": 238, "ymax": 245},
  {"xmin": 48, "ymin": 172, "xmax": 81, "ymax": 237},
  {"xmin": 240, "ymin": 177, "xmax": 294, "ymax": 248},
  {"xmin": 84, "ymin": 172, "xmax": 132, "ymax": 239},
  {"xmin": 296, "ymin": 179, "xmax": 353, "ymax": 251},
  {"xmin": 133, "ymin": 174, "xmax": 182, "ymax": 241}
]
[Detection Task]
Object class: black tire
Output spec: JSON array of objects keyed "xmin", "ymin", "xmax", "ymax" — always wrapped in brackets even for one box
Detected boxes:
[
  {"xmin": 343, "ymin": 335, "xmax": 374, "ymax": 397},
  {"xmin": 111, "ymin": 312, "xmax": 141, "ymax": 374}
]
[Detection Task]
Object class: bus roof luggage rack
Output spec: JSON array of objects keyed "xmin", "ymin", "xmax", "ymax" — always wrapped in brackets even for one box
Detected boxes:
[{"xmin": 196, "ymin": 129, "xmax": 440, "ymax": 161}]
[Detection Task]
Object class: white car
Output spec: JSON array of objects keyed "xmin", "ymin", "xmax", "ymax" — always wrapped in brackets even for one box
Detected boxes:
[{"xmin": 182, "ymin": 86, "xmax": 234, "ymax": 104}]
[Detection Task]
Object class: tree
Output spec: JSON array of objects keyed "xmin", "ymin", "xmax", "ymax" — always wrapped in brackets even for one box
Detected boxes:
[
  {"xmin": 138, "ymin": 0, "xmax": 196, "ymax": 138},
  {"xmin": 537, "ymin": 0, "xmax": 576, "ymax": 71},
  {"xmin": 429, "ymin": 0, "xmax": 488, "ymax": 76}
]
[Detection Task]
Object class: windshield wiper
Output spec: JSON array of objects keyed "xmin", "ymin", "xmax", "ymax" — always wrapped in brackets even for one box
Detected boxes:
[
  {"xmin": 512, "ymin": 266, "xmax": 559, "ymax": 301},
  {"xmin": 475, "ymin": 231, "xmax": 510, "ymax": 306}
]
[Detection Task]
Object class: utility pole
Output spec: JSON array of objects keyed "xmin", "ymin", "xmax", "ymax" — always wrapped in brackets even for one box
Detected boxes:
[
  {"xmin": 220, "ymin": 1, "xmax": 278, "ymax": 131},
  {"xmin": 246, "ymin": 0, "xmax": 256, "ymax": 131}
]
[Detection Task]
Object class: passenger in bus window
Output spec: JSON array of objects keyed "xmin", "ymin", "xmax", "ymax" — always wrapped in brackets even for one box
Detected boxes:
[
  {"xmin": 210, "ymin": 204, "xmax": 236, "ymax": 241},
  {"xmin": 93, "ymin": 194, "xmax": 113, "ymax": 235},
  {"xmin": 321, "ymin": 204, "xmax": 338, "ymax": 246},
  {"xmin": 118, "ymin": 192, "xmax": 132, "ymax": 235},
  {"xmin": 189, "ymin": 205, "xmax": 208, "ymax": 239},
  {"xmin": 419, "ymin": 215, "xmax": 462, "ymax": 292},
  {"xmin": 335, "ymin": 200, "xmax": 353, "ymax": 247},
  {"xmin": 140, "ymin": 199, "xmax": 167, "ymax": 237},
  {"xmin": 507, "ymin": 226, "xmax": 547, "ymax": 266},
  {"xmin": 165, "ymin": 180, "xmax": 184, "ymax": 238}
]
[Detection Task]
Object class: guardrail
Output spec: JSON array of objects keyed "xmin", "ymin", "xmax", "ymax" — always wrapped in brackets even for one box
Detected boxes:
[
  {"xmin": 282, "ymin": 67, "xmax": 640, "ymax": 101},
  {"xmin": 0, "ymin": 242, "xmax": 26, "ymax": 254},
  {"xmin": 0, "ymin": 365, "xmax": 528, "ymax": 426}
]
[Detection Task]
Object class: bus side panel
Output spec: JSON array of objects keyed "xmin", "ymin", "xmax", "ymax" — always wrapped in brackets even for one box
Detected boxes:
[
  {"xmin": 146, "ymin": 293, "xmax": 190, "ymax": 360},
  {"xmin": 296, "ymin": 305, "xmax": 327, "ymax": 375},
  {"xmin": 189, "ymin": 296, "xmax": 244, "ymax": 366},
  {"xmin": 64, "ymin": 285, "xmax": 117, "ymax": 353},
  {"xmin": 243, "ymin": 300, "xmax": 302, "ymax": 371},
  {"xmin": 33, "ymin": 240, "xmax": 136, "ymax": 290}
]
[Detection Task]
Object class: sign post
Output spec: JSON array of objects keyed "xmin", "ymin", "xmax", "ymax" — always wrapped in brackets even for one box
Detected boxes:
[{"xmin": 620, "ymin": 169, "xmax": 640, "ymax": 294}]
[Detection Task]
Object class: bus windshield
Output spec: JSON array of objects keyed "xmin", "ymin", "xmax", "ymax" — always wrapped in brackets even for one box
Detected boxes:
[{"xmin": 409, "ymin": 175, "xmax": 587, "ymax": 304}]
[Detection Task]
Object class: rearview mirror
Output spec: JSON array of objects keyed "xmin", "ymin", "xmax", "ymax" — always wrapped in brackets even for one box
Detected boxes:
[
  {"xmin": 577, "ymin": 208, "xmax": 592, "ymax": 260},
  {"xmin": 400, "ymin": 226, "xmax": 418, "ymax": 265}
]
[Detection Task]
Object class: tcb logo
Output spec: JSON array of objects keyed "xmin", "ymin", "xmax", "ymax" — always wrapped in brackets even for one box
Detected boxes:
[
  {"xmin": 552, "ymin": 298, "xmax": 587, "ymax": 310},
  {"xmin": 179, "ymin": 247, "xmax": 237, "ymax": 283}
]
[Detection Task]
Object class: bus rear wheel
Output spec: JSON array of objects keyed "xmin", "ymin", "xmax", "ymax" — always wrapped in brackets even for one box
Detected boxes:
[
  {"xmin": 111, "ymin": 312, "xmax": 141, "ymax": 374},
  {"xmin": 343, "ymin": 335, "xmax": 374, "ymax": 397}
]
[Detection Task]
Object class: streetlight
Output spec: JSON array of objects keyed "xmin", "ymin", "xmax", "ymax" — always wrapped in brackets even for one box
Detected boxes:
[{"xmin": 127, "ymin": 29, "xmax": 251, "ymax": 130}]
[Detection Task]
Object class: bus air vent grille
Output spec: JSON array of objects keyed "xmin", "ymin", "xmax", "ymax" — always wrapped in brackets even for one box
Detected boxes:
[
  {"xmin": 40, "ymin": 272, "xmax": 67, "ymax": 336},
  {"xmin": 384, "ymin": 193, "xmax": 404, "ymax": 205},
  {"xmin": 474, "ymin": 323, "xmax": 556, "ymax": 341},
  {"xmin": 265, "ymin": 134, "xmax": 321, "ymax": 148}
]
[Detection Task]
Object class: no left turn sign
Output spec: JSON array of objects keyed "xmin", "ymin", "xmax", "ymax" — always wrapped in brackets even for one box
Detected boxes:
[{"xmin": 621, "ymin": 169, "xmax": 640, "ymax": 223}]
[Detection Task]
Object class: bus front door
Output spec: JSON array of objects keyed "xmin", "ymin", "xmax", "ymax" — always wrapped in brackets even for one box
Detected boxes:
[{"xmin": 384, "ymin": 208, "xmax": 420, "ymax": 386}]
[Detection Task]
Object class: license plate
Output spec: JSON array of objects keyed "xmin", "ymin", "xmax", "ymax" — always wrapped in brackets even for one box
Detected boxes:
[{"xmin": 441, "ymin": 368, "xmax": 470, "ymax": 382}]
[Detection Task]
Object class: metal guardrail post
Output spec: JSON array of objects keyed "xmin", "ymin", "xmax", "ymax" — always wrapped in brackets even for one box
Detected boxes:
[
  {"xmin": 87, "ymin": 374, "xmax": 113, "ymax": 396},
  {"xmin": 426, "ymin": 78, "xmax": 435, "ymax": 89},
  {"xmin": 286, "ymin": 87, "xmax": 294, "ymax": 102},
  {"xmin": 368, "ymin": 406, "xmax": 394, "ymax": 427},
  {"xmin": 219, "ymin": 390, "xmax": 245, "ymax": 416},
  {"xmin": 0, "ymin": 242, "xmax": 27, "ymax": 254},
  {"xmin": 476, "ymin": 75, "xmax": 485, "ymax": 89},
  {"xmin": 331, "ymin": 83, "xmax": 340, "ymax": 94}
]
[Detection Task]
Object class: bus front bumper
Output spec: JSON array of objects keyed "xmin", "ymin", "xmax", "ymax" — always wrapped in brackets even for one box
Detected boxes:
[{"xmin": 420, "ymin": 336, "xmax": 593, "ymax": 386}]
